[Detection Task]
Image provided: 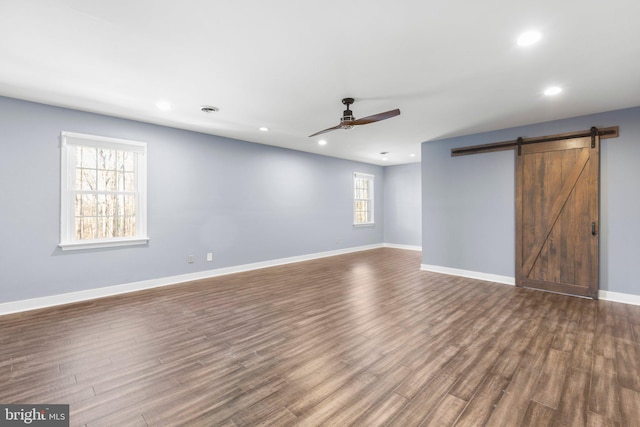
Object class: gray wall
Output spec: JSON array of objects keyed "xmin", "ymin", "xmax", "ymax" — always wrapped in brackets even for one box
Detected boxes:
[
  {"xmin": 383, "ymin": 162, "xmax": 421, "ymax": 247},
  {"xmin": 0, "ymin": 96, "xmax": 384, "ymax": 303},
  {"xmin": 422, "ymin": 106, "xmax": 640, "ymax": 296}
]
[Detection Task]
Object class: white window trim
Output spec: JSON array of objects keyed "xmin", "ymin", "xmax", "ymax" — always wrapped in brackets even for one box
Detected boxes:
[
  {"xmin": 353, "ymin": 172, "xmax": 375, "ymax": 227},
  {"xmin": 59, "ymin": 131, "xmax": 149, "ymax": 251}
]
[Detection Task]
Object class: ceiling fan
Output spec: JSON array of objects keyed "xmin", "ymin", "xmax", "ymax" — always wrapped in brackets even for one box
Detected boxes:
[{"xmin": 308, "ymin": 98, "xmax": 400, "ymax": 137}]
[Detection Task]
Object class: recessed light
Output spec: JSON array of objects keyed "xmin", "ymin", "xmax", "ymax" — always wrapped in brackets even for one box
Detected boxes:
[
  {"xmin": 200, "ymin": 105, "xmax": 219, "ymax": 113},
  {"xmin": 409, "ymin": 154, "xmax": 416, "ymax": 157},
  {"xmin": 517, "ymin": 30, "xmax": 542, "ymax": 47},
  {"xmin": 544, "ymin": 86, "xmax": 562, "ymax": 96},
  {"xmin": 382, "ymin": 157, "xmax": 388, "ymax": 161},
  {"xmin": 155, "ymin": 100, "xmax": 172, "ymax": 111},
  {"xmin": 259, "ymin": 127, "xmax": 269, "ymax": 132},
  {"xmin": 318, "ymin": 140, "xmax": 327, "ymax": 146}
]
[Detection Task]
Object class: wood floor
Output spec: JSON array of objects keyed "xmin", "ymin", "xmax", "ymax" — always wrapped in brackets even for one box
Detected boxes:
[{"xmin": 1, "ymin": 248, "xmax": 639, "ymax": 426}]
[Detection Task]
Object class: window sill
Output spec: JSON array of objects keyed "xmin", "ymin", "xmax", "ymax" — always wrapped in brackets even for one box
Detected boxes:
[
  {"xmin": 59, "ymin": 237, "xmax": 150, "ymax": 251},
  {"xmin": 353, "ymin": 223, "xmax": 375, "ymax": 228}
]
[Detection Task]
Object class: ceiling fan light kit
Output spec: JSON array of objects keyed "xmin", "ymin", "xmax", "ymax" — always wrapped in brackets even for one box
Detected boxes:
[{"xmin": 309, "ymin": 97, "xmax": 400, "ymax": 137}]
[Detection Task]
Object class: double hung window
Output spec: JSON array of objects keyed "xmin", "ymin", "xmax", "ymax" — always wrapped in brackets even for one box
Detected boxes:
[
  {"xmin": 353, "ymin": 172, "xmax": 374, "ymax": 226},
  {"xmin": 59, "ymin": 131, "xmax": 148, "ymax": 250}
]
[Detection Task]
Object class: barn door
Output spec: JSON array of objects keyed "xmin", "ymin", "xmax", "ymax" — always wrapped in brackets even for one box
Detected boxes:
[{"xmin": 515, "ymin": 134, "xmax": 599, "ymax": 298}]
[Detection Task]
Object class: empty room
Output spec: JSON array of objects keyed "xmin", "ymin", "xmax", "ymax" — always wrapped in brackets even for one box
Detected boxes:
[{"xmin": 1, "ymin": 1, "xmax": 640, "ymax": 426}]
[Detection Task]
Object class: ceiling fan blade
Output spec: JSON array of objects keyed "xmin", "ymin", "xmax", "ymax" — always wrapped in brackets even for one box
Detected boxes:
[
  {"xmin": 308, "ymin": 124, "xmax": 342, "ymax": 137},
  {"xmin": 351, "ymin": 108, "xmax": 400, "ymax": 126}
]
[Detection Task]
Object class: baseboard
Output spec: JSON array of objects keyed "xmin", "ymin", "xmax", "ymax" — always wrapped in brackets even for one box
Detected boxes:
[
  {"xmin": 420, "ymin": 265, "xmax": 640, "ymax": 306},
  {"xmin": 11, "ymin": 246, "xmax": 636, "ymax": 315},
  {"xmin": 383, "ymin": 243, "xmax": 422, "ymax": 251},
  {"xmin": 599, "ymin": 290, "xmax": 640, "ymax": 306},
  {"xmin": 0, "ymin": 243, "xmax": 384, "ymax": 316},
  {"xmin": 420, "ymin": 264, "xmax": 516, "ymax": 286}
]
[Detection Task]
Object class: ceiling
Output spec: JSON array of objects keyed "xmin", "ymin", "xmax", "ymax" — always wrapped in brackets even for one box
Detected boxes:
[{"xmin": 1, "ymin": 1, "xmax": 639, "ymax": 166}]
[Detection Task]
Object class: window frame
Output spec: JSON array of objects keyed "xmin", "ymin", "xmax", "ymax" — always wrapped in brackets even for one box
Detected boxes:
[
  {"xmin": 353, "ymin": 172, "xmax": 375, "ymax": 226},
  {"xmin": 59, "ymin": 131, "xmax": 149, "ymax": 251}
]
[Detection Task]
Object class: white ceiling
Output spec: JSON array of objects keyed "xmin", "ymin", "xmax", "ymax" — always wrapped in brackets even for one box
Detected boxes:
[{"xmin": 1, "ymin": 1, "xmax": 639, "ymax": 166}]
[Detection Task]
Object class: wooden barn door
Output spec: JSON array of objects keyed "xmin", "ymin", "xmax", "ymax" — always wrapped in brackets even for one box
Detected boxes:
[{"xmin": 515, "ymin": 134, "xmax": 600, "ymax": 298}]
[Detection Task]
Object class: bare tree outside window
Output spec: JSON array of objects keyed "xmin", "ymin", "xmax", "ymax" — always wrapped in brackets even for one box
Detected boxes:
[{"xmin": 74, "ymin": 147, "xmax": 138, "ymax": 240}]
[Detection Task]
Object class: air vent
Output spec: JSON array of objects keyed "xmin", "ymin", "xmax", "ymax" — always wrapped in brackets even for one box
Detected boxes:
[{"xmin": 200, "ymin": 105, "xmax": 219, "ymax": 113}]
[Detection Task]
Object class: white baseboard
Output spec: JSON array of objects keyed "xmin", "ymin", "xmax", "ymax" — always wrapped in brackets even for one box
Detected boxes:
[
  {"xmin": 420, "ymin": 264, "xmax": 516, "ymax": 286},
  {"xmin": 383, "ymin": 243, "xmax": 422, "ymax": 251},
  {"xmin": 420, "ymin": 264, "xmax": 640, "ymax": 307},
  {"xmin": 0, "ymin": 244, "xmax": 383, "ymax": 316},
  {"xmin": 599, "ymin": 290, "xmax": 640, "ymax": 306},
  {"xmin": 5, "ymin": 247, "xmax": 638, "ymax": 315}
]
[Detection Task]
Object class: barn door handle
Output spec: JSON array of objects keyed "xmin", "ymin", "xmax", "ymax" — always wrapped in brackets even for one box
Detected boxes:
[{"xmin": 592, "ymin": 222, "xmax": 597, "ymax": 236}]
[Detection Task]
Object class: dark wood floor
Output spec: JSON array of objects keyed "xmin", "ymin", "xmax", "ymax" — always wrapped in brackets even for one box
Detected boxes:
[{"xmin": 1, "ymin": 248, "xmax": 639, "ymax": 426}]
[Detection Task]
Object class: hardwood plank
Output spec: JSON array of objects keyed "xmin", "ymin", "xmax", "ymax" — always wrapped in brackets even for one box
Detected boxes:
[
  {"xmin": 521, "ymin": 401, "xmax": 556, "ymax": 427},
  {"xmin": 227, "ymin": 387, "xmax": 299, "ymax": 426},
  {"xmin": 615, "ymin": 340, "xmax": 640, "ymax": 391},
  {"xmin": 586, "ymin": 412, "xmax": 621, "ymax": 427},
  {"xmin": 386, "ymin": 372, "xmax": 458, "ymax": 427},
  {"xmin": 569, "ymin": 331, "xmax": 595, "ymax": 372},
  {"xmin": 486, "ymin": 366, "xmax": 543, "ymax": 426},
  {"xmin": 152, "ymin": 374, "xmax": 286, "ymax": 426},
  {"xmin": 71, "ymin": 375, "xmax": 181, "ymax": 425},
  {"xmin": 86, "ymin": 412, "xmax": 148, "ymax": 427},
  {"xmin": 394, "ymin": 345, "xmax": 459, "ymax": 399},
  {"xmin": 589, "ymin": 355, "xmax": 622, "ymax": 422},
  {"xmin": 320, "ymin": 366, "xmax": 411, "ymax": 425},
  {"xmin": 532, "ymin": 348, "xmax": 570, "ymax": 409},
  {"xmin": 421, "ymin": 393, "xmax": 467, "ymax": 427},
  {"xmin": 447, "ymin": 346, "xmax": 501, "ymax": 401},
  {"xmin": 633, "ymin": 323, "xmax": 640, "ymax": 345},
  {"xmin": 352, "ymin": 392, "xmax": 408, "ymax": 426},
  {"xmin": 619, "ymin": 387, "xmax": 640, "ymax": 427},
  {"xmin": 453, "ymin": 374, "xmax": 509, "ymax": 426},
  {"xmin": 293, "ymin": 371, "xmax": 379, "ymax": 426},
  {"xmin": 248, "ymin": 407, "xmax": 297, "ymax": 427},
  {"xmin": 555, "ymin": 368, "xmax": 590, "ymax": 426},
  {"xmin": 285, "ymin": 352, "xmax": 381, "ymax": 416}
]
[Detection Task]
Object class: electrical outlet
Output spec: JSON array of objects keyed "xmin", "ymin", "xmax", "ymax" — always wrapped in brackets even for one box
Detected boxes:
[
  {"xmin": 188, "ymin": 255, "xmax": 195, "ymax": 264},
  {"xmin": 207, "ymin": 252, "xmax": 213, "ymax": 262}
]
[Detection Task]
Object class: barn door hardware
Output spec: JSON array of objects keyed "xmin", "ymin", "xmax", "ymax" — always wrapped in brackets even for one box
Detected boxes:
[
  {"xmin": 451, "ymin": 126, "xmax": 618, "ymax": 157},
  {"xmin": 517, "ymin": 137, "xmax": 523, "ymax": 156}
]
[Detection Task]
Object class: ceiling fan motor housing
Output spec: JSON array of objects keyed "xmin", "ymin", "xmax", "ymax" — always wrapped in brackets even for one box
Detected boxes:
[
  {"xmin": 341, "ymin": 110, "xmax": 355, "ymax": 122},
  {"xmin": 341, "ymin": 97, "xmax": 356, "ymax": 125}
]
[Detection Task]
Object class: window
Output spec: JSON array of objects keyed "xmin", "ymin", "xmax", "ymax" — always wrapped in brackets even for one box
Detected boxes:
[
  {"xmin": 59, "ymin": 131, "xmax": 148, "ymax": 250},
  {"xmin": 353, "ymin": 172, "xmax": 374, "ymax": 226}
]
